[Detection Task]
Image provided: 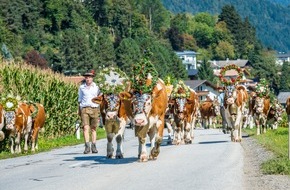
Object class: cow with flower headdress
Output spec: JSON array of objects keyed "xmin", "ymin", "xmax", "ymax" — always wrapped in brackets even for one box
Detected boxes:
[
  {"xmin": 92, "ymin": 66, "xmax": 132, "ymax": 159},
  {"xmin": 1, "ymin": 95, "xmax": 33, "ymax": 153},
  {"xmin": 219, "ymin": 64, "xmax": 248, "ymax": 142},
  {"xmin": 119, "ymin": 57, "xmax": 168, "ymax": 162},
  {"xmin": 249, "ymin": 78, "xmax": 271, "ymax": 135},
  {"xmin": 266, "ymin": 98, "xmax": 284, "ymax": 130},
  {"xmin": 170, "ymin": 80, "xmax": 198, "ymax": 145}
]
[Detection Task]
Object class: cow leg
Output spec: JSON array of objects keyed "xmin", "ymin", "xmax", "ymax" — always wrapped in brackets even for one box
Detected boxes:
[
  {"xmin": 9, "ymin": 135, "xmax": 15, "ymax": 154},
  {"xmin": 184, "ymin": 122, "xmax": 192, "ymax": 144},
  {"xmin": 15, "ymin": 132, "xmax": 21, "ymax": 154},
  {"xmin": 31, "ymin": 126, "xmax": 40, "ymax": 152},
  {"xmin": 209, "ymin": 117, "xmax": 213, "ymax": 129},
  {"xmin": 106, "ymin": 133, "xmax": 114, "ymax": 159},
  {"xmin": 24, "ymin": 132, "xmax": 29, "ymax": 152},
  {"xmin": 31, "ymin": 128, "xmax": 40, "ymax": 152},
  {"xmin": 166, "ymin": 120, "xmax": 173, "ymax": 145},
  {"xmin": 173, "ymin": 124, "xmax": 182, "ymax": 145},
  {"xmin": 190, "ymin": 117, "xmax": 196, "ymax": 139},
  {"xmin": 138, "ymin": 137, "xmax": 148, "ymax": 162},
  {"xmin": 150, "ymin": 119, "xmax": 164, "ymax": 159},
  {"xmin": 116, "ymin": 118, "xmax": 126, "ymax": 159},
  {"xmin": 148, "ymin": 126, "xmax": 157, "ymax": 160}
]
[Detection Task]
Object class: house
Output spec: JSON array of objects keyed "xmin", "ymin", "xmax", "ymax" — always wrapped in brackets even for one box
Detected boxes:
[
  {"xmin": 185, "ymin": 80, "xmax": 219, "ymax": 101},
  {"xmin": 209, "ymin": 59, "xmax": 250, "ymax": 69},
  {"xmin": 175, "ymin": 51, "xmax": 199, "ymax": 79},
  {"xmin": 277, "ymin": 92, "xmax": 290, "ymax": 107},
  {"xmin": 276, "ymin": 52, "xmax": 290, "ymax": 65}
]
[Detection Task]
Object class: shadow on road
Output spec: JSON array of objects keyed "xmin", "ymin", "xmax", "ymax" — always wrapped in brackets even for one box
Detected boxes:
[
  {"xmin": 63, "ymin": 155, "xmax": 138, "ymax": 165},
  {"xmin": 199, "ymin": 140, "xmax": 229, "ymax": 144}
]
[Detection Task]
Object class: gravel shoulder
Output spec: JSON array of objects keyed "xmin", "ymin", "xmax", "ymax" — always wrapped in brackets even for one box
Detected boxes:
[{"xmin": 241, "ymin": 134, "xmax": 290, "ymax": 190}]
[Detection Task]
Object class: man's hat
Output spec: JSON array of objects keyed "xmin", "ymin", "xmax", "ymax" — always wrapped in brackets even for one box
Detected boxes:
[{"xmin": 83, "ymin": 69, "xmax": 95, "ymax": 77}]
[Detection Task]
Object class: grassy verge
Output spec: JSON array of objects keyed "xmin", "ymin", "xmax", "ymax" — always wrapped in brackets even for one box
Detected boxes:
[
  {"xmin": 0, "ymin": 128, "xmax": 106, "ymax": 160},
  {"xmin": 243, "ymin": 127, "xmax": 290, "ymax": 175}
]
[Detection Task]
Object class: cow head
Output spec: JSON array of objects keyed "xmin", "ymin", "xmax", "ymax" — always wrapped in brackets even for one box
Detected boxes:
[
  {"xmin": 224, "ymin": 85, "xmax": 236, "ymax": 105},
  {"xmin": 92, "ymin": 94, "xmax": 121, "ymax": 121},
  {"xmin": 132, "ymin": 92, "xmax": 152, "ymax": 126},
  {"xmin": 103, "ymin": 94, "xmax": 121, "ymax": 120},
  {"xmin": 212, "ymin": 98, "xmax": 220, "ymax": 116},
  {"xmin": 173, "ymin": 98, "xmax": 187, "ymax": 119},
  {"xmin": 254, "ymin": 96, "xmax": 265, "ymax": 115},
  {"xmin": 4, "ymin": 111, "xmax": 16, "ymax": 131}
]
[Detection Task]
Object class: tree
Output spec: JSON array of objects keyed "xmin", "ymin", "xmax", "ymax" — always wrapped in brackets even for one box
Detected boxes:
[
  {"xmin": 1, "ymin": 43, "xmax": 13, "ymax": 61},
  {"xmin": 25, "ymin": 50, "xmax": 48, "ymax": 69},
  {"xmin": 115, "ymin": 38, "xmax": 141, "ymax": 74},
  {"xmin": 194, "ymin": 12, "xmax": 216, "ymax": 27},
  {"xmin": 94, "ymin": 27, "xmax": 116, "ymax": 68},
  {"xmin": 193, "ymin": 22, "xmax": 214, "ymax": 48},
  {"xmin": 198, "ymin": 59, "xmax": 215, "ymax": 83},
  {"xmin": 214, "ymin": 41, "xmax": 235, "ymax": 60},
  {"xmin": 279, "ymin": 61, "xmax": 290, "ymax": 91},
  {"xmin": 61, "ymin": 29, "xmax": 96, "ymax": 74}
]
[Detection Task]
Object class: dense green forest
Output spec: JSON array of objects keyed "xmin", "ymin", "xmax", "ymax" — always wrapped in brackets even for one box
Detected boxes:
[
  {"xmin": 271, "ymin": 0, "xmax": 290, "ymax": 5},
  {"xmin": 162, "ymin": 0, "xmax": 290, "ymax": 53},
  {"xmin": 0, "ymin": 0, "xmax": 289, "ymax": 93}
]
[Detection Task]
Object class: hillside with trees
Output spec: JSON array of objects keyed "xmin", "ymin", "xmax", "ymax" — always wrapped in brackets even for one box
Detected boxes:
[
  {"xmin": 162, "ymin": 0, "xmax": 290, "ymax": 52},
  {"xmin": 0, "ymin": 0, "xmax": 288, "ymax": 94}
]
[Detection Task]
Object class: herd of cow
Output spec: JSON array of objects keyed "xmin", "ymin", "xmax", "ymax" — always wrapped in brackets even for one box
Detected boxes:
[
  {"xmin": 1, "ymin": 75, "xmax": 289, "ymax": 163},
  {"xmin": 91, "ymin": 74, "xmax": 290, "ymax": 162},
  {"xmin": 0, "ymin": 101, "xmax": 45, "ymax": 154}
]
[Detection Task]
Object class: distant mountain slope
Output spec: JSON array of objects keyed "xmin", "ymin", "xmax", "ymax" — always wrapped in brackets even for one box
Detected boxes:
[
  {"xmin": 270, "ymin": 0, "xmax": 290, "ymax": 5},
  {"xmin": 162, "ymin": 0, "xmax": 290, "ymax": 52}
]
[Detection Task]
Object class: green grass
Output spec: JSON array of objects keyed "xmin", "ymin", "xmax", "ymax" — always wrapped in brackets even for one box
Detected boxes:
[
  {"xmin": 243, "ymin": 127, "xmax": 290, "ymax": 175},
  {"xmin": 0, "ymin": 128, "xmax": 106, "ymax": 160}
]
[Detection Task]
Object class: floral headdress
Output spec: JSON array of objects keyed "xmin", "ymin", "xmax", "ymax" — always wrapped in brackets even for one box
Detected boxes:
[
  {"xmin": 171, "ymin": 80, "xmax": 191, "ymax": 98},
  {"xmin": 1, "ymin": 94, "xmax": 21, "ymax": 111},
  {"xmin": 164, "ymin": 75, "xmax": 175, "ymax": 97},
  {"xmin": 131, "ymin": 58, "xmax": 158, "ymax": 94},
  {"xmin": 255, "ymin": 78, "xmax": 270, "ymax": 97},
  {"xmin": 219, "ymin": 64, "xmax": 243, "ymax": 86},
  {"xmin": 95, "ymin": 66, "xmax": 129, "ymax": 94}
]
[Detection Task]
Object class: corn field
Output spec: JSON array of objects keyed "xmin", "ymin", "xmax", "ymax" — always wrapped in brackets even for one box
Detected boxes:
[{"xmin": 0, "ymin": 61, "xmax": 79, "ymax": 138}]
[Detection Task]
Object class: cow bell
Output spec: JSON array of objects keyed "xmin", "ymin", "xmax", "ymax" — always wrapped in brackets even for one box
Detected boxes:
[{"xmin": 229, "ymin": 104, "xmax": 237, "ymax": 115}]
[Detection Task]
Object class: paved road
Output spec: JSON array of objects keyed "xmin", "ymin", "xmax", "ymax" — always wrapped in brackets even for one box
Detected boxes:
[{"xmin": 0, "ymin": 128, "xmax": 244, "ymax": 190}]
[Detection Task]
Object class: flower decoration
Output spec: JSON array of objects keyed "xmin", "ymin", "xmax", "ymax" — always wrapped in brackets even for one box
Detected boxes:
[
  {"xmin": 131, "ymin": 58, "xmax": 158, "ymax": 94},
  {"xmin": 1, "ymin": 94, "xmax": 21, "ymax": 111},
  {"xmin": 256, "ymin": 78, "xmax": 270, "ymax": 97},
  {"xmin": 95, "ymin": 66, "xmax": 129, "ymax": 94},
  {"xmin": 219, "ymin": 64, "xmax": 243, "ymax": 86},
  {"xmin": 171, "ymin": 80, "xmax": 191, "ymax": 98}
]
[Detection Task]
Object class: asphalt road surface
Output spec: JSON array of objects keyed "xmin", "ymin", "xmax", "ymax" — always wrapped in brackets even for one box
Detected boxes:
[{"xmin": 0, "ymin": 128, "xmax": 244, "ymax": 190}]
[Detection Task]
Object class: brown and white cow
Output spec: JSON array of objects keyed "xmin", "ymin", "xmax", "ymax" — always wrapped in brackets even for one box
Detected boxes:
[
  {"xmin": 92, "ymin": 93, "xmax": 132, "ymax": 159},
  {"xmin": 253, "ymin": 96, "xmax": 270, "ymax": 135},
  {"xmin": 266, "ymin": 99, "xmax": 284, "ymax": 130},
  {"xmin": 184, "ymin": 89, "xmax": 199, "ymax": 143},
  {"xmin": 5, "ymin": 102, "xmax": 33, "ymax": 153},
  {"xmin": 199, "ymin": 97, "xmax": 220, "ymax": 129},
  {"xmin": 223, "ymin": 85, "xmax": 248, "ymax": 142},
  {"xmin": 170, "ymin": 88, "xmax": 198, "ymax": 145},
  {"xmin": 121, "ymin": 79, "xmax": 168, "ymax": 162},
  {"xmin": 29, "ymin": 103, "xmax": 46, "ymax": 152}
]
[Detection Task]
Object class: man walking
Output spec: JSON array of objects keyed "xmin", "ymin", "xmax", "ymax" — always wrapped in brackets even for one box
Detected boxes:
[{"xmin": 78, "ymin": 69, "xmax": 100, "ymax": 154}]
